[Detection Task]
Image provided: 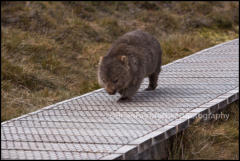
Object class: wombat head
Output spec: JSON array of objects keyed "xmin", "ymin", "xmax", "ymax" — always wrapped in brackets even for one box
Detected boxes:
[{"xmin": 98, "ymin": 55, "xmax": 132, "ymax": 95}]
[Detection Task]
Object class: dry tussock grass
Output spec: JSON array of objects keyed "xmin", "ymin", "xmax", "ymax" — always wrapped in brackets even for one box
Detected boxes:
[
  {"xmin": 169, "ymin": 101, "xmax": 239, "ymax": 160},
  {"xmin": 1, "ymin": 2, "xmax": 238, "ymax": 124}
]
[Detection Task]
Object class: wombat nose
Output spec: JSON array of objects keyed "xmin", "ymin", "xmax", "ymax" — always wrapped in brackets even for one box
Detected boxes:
[{"xmin": 106, "ymin": 88, "xmax": 116, "ymax": 95}]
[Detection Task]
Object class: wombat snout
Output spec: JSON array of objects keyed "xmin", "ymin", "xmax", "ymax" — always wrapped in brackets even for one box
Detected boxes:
[{"xmin": 106, "ymin": 87, "xmax": 117, "ymax": 95}]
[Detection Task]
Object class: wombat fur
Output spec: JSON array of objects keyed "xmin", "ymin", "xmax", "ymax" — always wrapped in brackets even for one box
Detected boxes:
[{"xmin": 98, "ymin": 30, "xmax": 162, "ymax": 101}]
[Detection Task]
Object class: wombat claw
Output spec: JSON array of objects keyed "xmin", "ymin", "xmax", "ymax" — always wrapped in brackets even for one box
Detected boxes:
[
  {"xmin": 145, "ymin": 87, "xmax": 155, "ymax": 91},
  {"xmin": 117, "ymin": 97, "xmax": 131, "ymax": 102}
]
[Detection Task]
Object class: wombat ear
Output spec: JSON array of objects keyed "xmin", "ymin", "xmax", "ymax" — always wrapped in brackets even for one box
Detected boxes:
[
  {"xmin": 98, "ymin": 56, "xmax": 103, "ymax": 65},
  {"xmin": 120, "ymin": 55, "xmax": 128, "ymax": 64},
  {"xmin": 120, "ymin": 55, "xmax": 129, "ymax": 70}
]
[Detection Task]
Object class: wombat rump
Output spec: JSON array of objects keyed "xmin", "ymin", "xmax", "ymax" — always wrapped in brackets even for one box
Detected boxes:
[{"xmin": 98, "ymin": 30, "xmax": 162, "ymax": 101}]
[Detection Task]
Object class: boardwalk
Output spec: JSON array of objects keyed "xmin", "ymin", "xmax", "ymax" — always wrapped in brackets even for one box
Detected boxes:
[{"xmin": 1, "ymin": 39, "xmax": 239, "ymax": 160}]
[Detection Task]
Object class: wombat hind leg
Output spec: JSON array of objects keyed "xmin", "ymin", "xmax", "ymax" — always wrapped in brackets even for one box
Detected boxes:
[{"xmin": 145, "ymin": 72, "xmax": 159, "ymax": 91}]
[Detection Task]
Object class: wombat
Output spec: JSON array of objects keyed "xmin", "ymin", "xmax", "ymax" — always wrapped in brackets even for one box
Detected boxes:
[{"xmin": 98, "ymin": 30, "xmax": 162, "ymax": 101}]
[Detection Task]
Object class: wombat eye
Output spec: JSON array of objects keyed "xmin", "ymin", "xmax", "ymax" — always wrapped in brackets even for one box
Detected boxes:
[{"xmin": 113, "ymin": 79, "xmax": 118, "ymax": 83}]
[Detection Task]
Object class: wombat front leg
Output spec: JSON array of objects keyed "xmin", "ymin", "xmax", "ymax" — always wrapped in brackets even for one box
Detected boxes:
[
  {"xmin": 145, "ymin": 71, "xmax": 159, "ymax": 91},
  {"xmin": 118, "ymin": 82, "xmax": 141, "ymax": 101}
]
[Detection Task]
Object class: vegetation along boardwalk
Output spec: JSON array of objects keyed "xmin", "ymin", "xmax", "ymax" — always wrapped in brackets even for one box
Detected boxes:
[{"xmin": 1, "ymin": 39, "xmax": 239, "ymax": 160}]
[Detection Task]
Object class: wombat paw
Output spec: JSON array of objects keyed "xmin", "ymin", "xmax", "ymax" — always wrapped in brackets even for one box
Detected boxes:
[
  {"xmin": 117, "ymin": 97, "xmax": 131, "ymax": 102},
  {"xmin": 145, "ymin": 87, "xmax": 155, "ymax": 91}
]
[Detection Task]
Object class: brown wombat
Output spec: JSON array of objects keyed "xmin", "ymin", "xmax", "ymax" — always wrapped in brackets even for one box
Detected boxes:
[{"xmin": 98, "ymin": 30, "xmax": 162, "ymax": 101}]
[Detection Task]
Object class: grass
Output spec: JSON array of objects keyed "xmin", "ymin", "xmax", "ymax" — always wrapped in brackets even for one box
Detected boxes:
[
  {"xmin": 168, "ymin": 101, "xmax": 239, "ymax": 160},
  {"xmin": 1, "ymin": 1, "xmax": 238, "ymax": 114}
]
